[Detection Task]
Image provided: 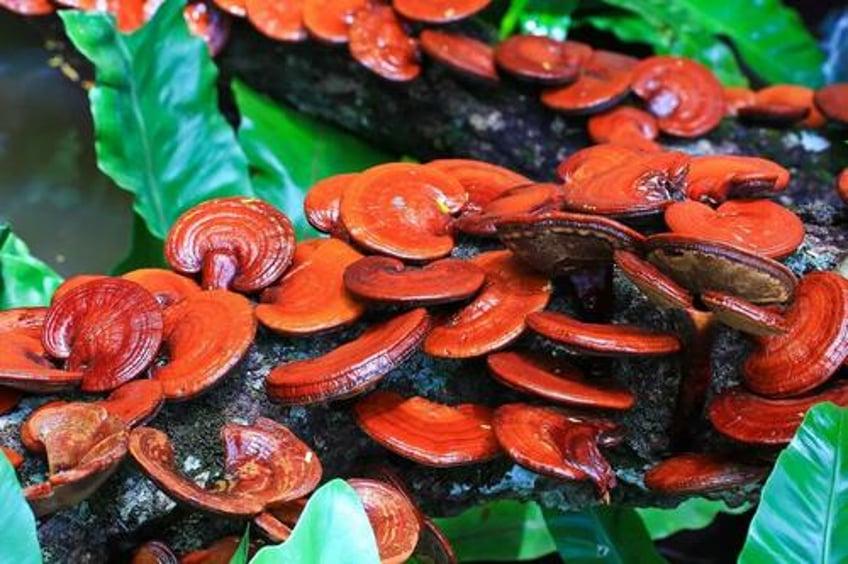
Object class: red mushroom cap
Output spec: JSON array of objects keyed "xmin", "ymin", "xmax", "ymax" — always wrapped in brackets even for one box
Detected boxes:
[
  {"xmin": 0, "ymin": 0, "xmax": 54, "ymax": 14},
  {"xmin": 541, "ymin": 50, "xmax": 637, "ymax": 115},
  {"xmin": 3, "ymin": 447, "xmax": 24, "ymax": 469},
  {"xmin": 165, "ymin": 197, "xmax": 296, "ymax": 293},
  {"xmin": 303, "ymin": 173, "xmax": 357, "ymax": 236},
  {"xmin": 211, "ymin": 0, "xmax": 244, "ymax": 17},
  {"xmin": 245, "ymin": 0, "xmax": 307, "ymax": 42},
  {"xmin": 419, "ymin": 31, "xmax": 499, "ymax": 83},
  {"xmin": 122, "ymin": 268, "xmax": 201, "ymax": 309},
  {"xmin": 181, "ymin": 536, "xmax": 246, "ymax": 564},
  {"xmin": 349, "ymin": 478, "xmax": 421, "ymax": 563},
  {"xmin": 131, "ymin": 541, "xmax": 178, "ymax": 564},
  {"xmin": 494, "ymin": 35, "xmax": 592, "ymax": 86},
  {"xmin": 453, "ymin": 183, "xmax": 562, "ymax": 237},
  {"xmin": 587, "ymin": 107, "xmax": 661, "ymax": 152},
  {"xmin": 354, "ymin": 391, "xmax": 501, "ymax": 467},
  {"xmin": 613, "ymin": 249, "xmax": 694, "ymax": 310},
  {"xmin": 95, "ymin": 379, "xmax": 165, "ymax": 427},
  {"xmin": 838, "ymin": 169, "xmax": 848, "ymax": 204},
  {"xmin": 0, "ymin": 307, "xmax": 46, "ymax": 338},
  {"xmin": 426, "ymin": 159, "xmax": 530, "ymax": 214},
  {"xmin": 644, "ymin": 453, "xmax": 766, "ymax": 494},
  {"xmin": 51, "ymin": 274, "xmax": 106, "ymax": 304},
  {"xmin": 43, "ymin": 278, "xmax": 163, "ymax": 392},
  {"xmin": 392, "ymin": 0, "xmax": 490, "ymax": 23},
  {"xmin": 0, "ymin": 332, "xmax": 82, "ymax": 392},
  {"xmin": 700, "ymin": 291, "xmax": 789, "ymax": 336},
  {"xmin": 349, "ymin": 5, "xmax": 420, "ymax": 82},
  {"xmin": 814, "ymin": 83, "xmax": 848, "ymax": 125},
  {"xmin": 723, "ymin": 87, "xmax": 756, "ymax": 117},
  {"xmin": 741, "ymin": 85, "xmax": 825, "ymax": 128},
  {"xmin": 302, "ymin": 0, "xmax": 369, "ymax": 44},
  {"xmin": 267, "ymin": 308, "xmax": 430, "ymax": 405},
  {"xmin": 685, "ymin": 155, "xmax": 790, "ymax": 204}
]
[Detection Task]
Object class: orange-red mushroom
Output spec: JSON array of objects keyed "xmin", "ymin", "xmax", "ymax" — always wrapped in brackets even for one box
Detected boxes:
[
  {"xmin": 303, "ymin": 0, "xmax": 369, "ymax": 44},
  {"xmin": 122, "ymin": 268, "xmax": 201, "ymax": 308},
  {"xmin": 303, "ymin": 173, "xmax": 357, "ymax": 237},
  {"xmin": 814, "ymin": 83, "xmax": 848, "ymax": 125},
  {"xmin": 95, "ymin": 379, "xmax": 165, "ymax": 427},
  {"xmin": 349, "ymin": 478, "xmax": 421, "ymax": 564},
  {"xmin": 541, "ymin": 50, "xmax": 637, "ymax": 115},
  {"xmin": 245, "ymin": 0, "xmax": 307, "ymax": 42},
  {"xmin": 586, "ymin": 107, "xmax": 660, "ymax": 152},
  {"xmin": 349, "ymin": 5, "xmax": 420, "ymax": 82},
  {"xmin": 644, "ymin": 453, "xmax": 766, "ymax": 494},
  {"xmin": 494, "ymin": 36, "xmax": 592, "ymax": 85},
  {"xmin": 392, "ymin": 0, "xmax": 490, "ymax": 23},
  {"xmin": 453, "ymin": 183, "xmax": 562, "ymax": 237},
  {"xmin": 684, "ymin": 155, "xmax": 790, "ymax": 204},
  {"xmin": 419, "ymin": 31, "xmax": 499, "ymax": 83}
]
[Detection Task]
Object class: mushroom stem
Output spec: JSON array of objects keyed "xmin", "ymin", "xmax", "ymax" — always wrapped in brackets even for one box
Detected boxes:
[
  {"xmin": 201, "ymin": 249, "xmax": 240, "ymax": 290},
  {"xmin": 670, "ymin": 308, "xmax": 717, "ymax": 450},
  {"xmin": 567, "ymin": 264, "xmax": 614, "ymax": 322}
]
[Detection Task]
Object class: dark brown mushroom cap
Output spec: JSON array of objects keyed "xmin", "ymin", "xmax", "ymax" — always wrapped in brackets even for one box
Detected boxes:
[
  {"xmin": 701, "ymin": 291, "xmax": 789, "ymax": 336},
  {"xmin": 131, "ymin": 541, "xmax": 178, "ymax": 564},
  {"xmin": 814, "ymin": 83, "xmax": 848, "ymax": 125},
  {"xmin": 645, "ymin": 234, "xmax": 797, "ymax": 304},
  {"xmin": 526, "ymin": 310, "xmax": 682, "ymax": 356},
  {"xmin": 393, "ymin": 0, "xmax": 490, "ymax": 23},
  {"xmin": 496, "ymin": 211, "xmax": 645, "ymax": 276},
  {"xmin": 0, "ymin": 332, "xmax": 82, "ymax": 392},
  {"xmin": 494, "ymin": 35, "xmax": 592, "ymax": 85},
  {"xmin": 419, "ymin": 30, "xmax": 499, "ymax": 83},
  {"xmin": 487, "ymin": 351, "xmax": 635, "ymax": 410},
  {"xmin": 165, "ymin": 197, "xmax": 295, "ymax": 292},
  {"xmin": 122, "ymin": 268, "xmax": 201, "ymax": 308},
  {"xmin": 743, "ymin": 271, "xmax": 848, "ymax": 397},
  {"xmin": 0, "ymin": 306, "xmax": 46, "ymax": 338},
  {"xmin": 541, "ymin": 50, "xmax": 637, "ymax": 115},
  {"xmin": 43, "ymin": 278, "xmax": 163, "ymax": 392},
  {"xmin": 343, "ymin": 256, "xmax": 485, "ymax": 306},
  {"xmin": 22, "ymin": 403, "xmax": 128, "ymax": 516},
  {"xmin": 349, "ymin": 5, "xmax": 420, "ymax": 82},
  {"xmin": 245, "ymin": 0, "xmax": 307, "ymax": 41},
  {"xmin": 643, "ymin": 453, "xmax": 767, "ymax": 494},
  {"xmin": 128, "ymin": 418, "xmax": 321, "ymax": 517},
  {"xmin": 684, "ymin": 155, "xmax": 790, "ymax": 204},
  {"xmin": 613, "ymin": 249, "xmax": 694, "ymax": 310},
  {"xmin": 453, "ymin": 183, "xmax": 562, "ymax": 237},
  {"xmin": 709, "ymin": 382, "xmax": 848, "ymax": 445},
  {"xmin": 267, "ymin": 308, "xmax": 430, "ymax": 405},
  {"xmin": 96, "ymin": 379, "xmax": 165, "ymax": 427},
  {"xmin": 349, "ymin": 478, "xmax": 421, "ymax": 564},
  {"xmin": 354, "ymin": 391, "xmax": 502, "ymax": 467},
  {"xmin": 492, "ymin": 403, "xmax": 619, "ymax": 498}
]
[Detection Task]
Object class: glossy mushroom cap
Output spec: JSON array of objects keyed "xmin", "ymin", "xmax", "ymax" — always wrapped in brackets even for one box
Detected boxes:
[
  {"xmin": 349, "ymin": 478, "xmax": 421, "ymax": 564},
  {"xmin": 267, "ymin": 308, "xmax": 430, "ymax": 405},
  {"xmin": 354, "ymin": 391, "xmax": 501, "ymax": 466},
  {"xmin": 723, "ymin": 87, "xmax": 756, "ymax": 117},
  {"xmin": 303, "ymin": 173, "xmax": 357, "ymax": 236},
  {"xmin": 392, "ymin": 0, "xmax": 490, "ymax": 23},
  {"xmin": 245, "ymin": 0, "xmax": 307, "ymax": 42},
  {"xmin": 0, "ymin": 332, "xmax": 82, "ymax": 392},
  {"xmin": 419, "ymin": 31, "xmax": 499, "ymax": 83},
  {"xmin": 741, "ymin": 85, "xmax": 824, "ymax": 128},
  {"xmin": 613, "ymin": 249, "xmax": 694, "ymax": 310},
  {"xmin": 165, "ymin": 197, "xmax": 296, "ymax": 293},
  {"xmin": 0, "ymin": 0, "xmax": 54, "ymax": 14},
  {"xmin": 129, "ymin": 418, "xmax": 321, "ymax": 517},
  {"xmin": 43, "ymin": 277, "xmax": 163, "ymax": 392},
  {"xmin": 541, "ymin": 50, "xmax": 637, "ymax": 115},
  {"xmin": 684, "ymin": 155, "xmax": 790, "ymax": 204},
  {"xmin": 211, "ymin": 0, "xmax": 245, "ymax": 17},
  {"xmin": 303, "ymin": 0, "xmax": 369, "ymax": 44},
  {"xmin": 96, "ymin": 379, "xmax": 165, "ymax": 427},
  {"xmin": 644, "ymin": 453, "xmax": 766, "ymax": 494},
  {"xmin": 495, "ymin": 35, "xmax": 592, "ymax": 85},
  {"xmin": 121, "ymin": 268, "xmax": 201, "ymax": 308},
  {"xmin": 453, "ymin": 183, "xmax": 563, "ymax": 237},
  {"xmin": 814, "ymin": 83, "xmax": 848, "ymax": 125},
  {"xmin": 0, "ymin": 307, "xmax": 47, "ymax": 337},
  {"xmin": 587, "ymin": 107, "xmax": 660, "ymax": 152},
  {"xmin": 426, "ymin": 159, "xmax": 529, "ymax": 213},
  {"xmin": 700, "ymin": 291, "xmax": 789, "ymax": 336},
  {"xmin": 349, "ymin": 5, "xmax": 420, "ymax": 82}
]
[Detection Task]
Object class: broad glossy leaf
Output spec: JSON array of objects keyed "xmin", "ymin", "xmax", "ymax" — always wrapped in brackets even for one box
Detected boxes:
[
  {"xmin": 232, "ymin": 81, "xmax": 393, "ymax": 239},
  {"xmin": 0, "ymin": 453, "xmax": 42, "ymax": 564},
  {"xmin": 0, "ymin": 224, "xmax": 63, "ymax": 308},
  {"xmin": 249, "ymin": 479, "xmax": 380, "ymax": 564},
  {"xmin": 61, "ymin": 0, "xmax": 254, "ymax": 240},
  {"xmin": 543, "ymin": 506, "xmax": 665, "ymax": 563},
  {"xmin": 740, "ymin": 403, "xmax": 848, "ymax": 563},
  {"xmin": 499, "ymin": 0, "xmax": 579, "ymax": 40},
  {"xmin": 637, "ymin": 498, "xmax": 750, "ymax": 541},
  {"xmin": 111, "ymin": 214, "xmax": 167, "ymax": 274},
  {"xmin": 433, "ymin": 500, "xmax": 556, "ymax": 561}
]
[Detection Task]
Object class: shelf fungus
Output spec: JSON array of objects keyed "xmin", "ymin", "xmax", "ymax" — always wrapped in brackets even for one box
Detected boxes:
[
  {"xmin": 644, "ymin": 453, "xmax": 767, "ymax": 494},
  {"xmin": 586, "ymin": 107, "xmax": 660, "ymax": 152},
  {"xmin": 814, "ymin": 83, "xmax": 848, "ymax": 125},
  {"xmin": 348, "ymin": 478, "xmax": 421, "ymax": 563},
  {"xmin": 425, "ymin": 159, "xmax": 530, "ymax": 214},
  {"xmin": 723, "ymin": 87, "xmax": 756, "ymax": 117},
  {"xmin": 684, "ymin": 155, "xmax": 790, "ymax": 204},
  {"xmin": 94, "ymin": 379, "xmax": 165, "ymax": 427},
  {"xmin": 492, "ymin": 404, "xmax": 622, "ymax": 500},
  {"xmin": 121, "ymin": 268, "xmax": 201, "ymax": 308},
  {"xmin": 419, "ymin": 31, "xmax": 499, "ymax": 84},
  {"xmin": 423, "ymin": 250, "xmax": 551, "ymax": 358},
  {"xmin": 302, "ymin": 0, "xmax": 369, "ymax": 44},
  {"xmin": 0, "ymin": 0, "xmax": 53, "ymax": 14},
  {"xmin": 165, "ymin": 197, "xmax": 296, "ymax": 292},
  {"xmin": 267, "ymin": 308, "xmax": 430, "ymax": 405},
  {"xmin": 43, "ymin": 278, "xmax": 164, "ymax": 392},
  {"xmin": 245, "ymin": 0, "xmax": 307, "ymax": 42},
  {"xmin": 0, "ymin": 332, "xmax": 82, "ymax": 392},
  {"xmin": 541, "ymin": 50, "xmax": 637, "ymax": 115},
  {"xmin": 256, "ymin": 239, "xmax": 365, "ymax": 335},
  {"xmin": 348, "ymin": 5, "xmax": 420, "ymax": 82},
  {"xmin": 453, "ymin": 183, "xmax": 563, "ymax": 237},
  {"xmin": 494, "ymin": 36, "xmax": 592, "ymax": 86},
  {"xmin": 354, "ymin": 391, "xmax": 502, "ymax": 466},
  {"xmin": 393, "ymin": 0, "xmax": 490, "ymax": 24},
  {"xmin": 21, "ymin": 402, "xmax": 128, "ymax": 516},
  {"xmin": 128, "ymin": 418, "xmax": 321, "ymax": 517},
  {"xmin": 738, "ymin": 85, "xmax": 824, "ymax": 128},
  {"xmin": 303, "ymin": 173, "xmax": 357, "ymax": 238}
]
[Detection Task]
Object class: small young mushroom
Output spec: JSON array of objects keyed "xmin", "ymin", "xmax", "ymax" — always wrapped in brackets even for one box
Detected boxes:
[
  {"xmin": 586, "ymin": 107, "xmax": 661, "ymax": 152},
  {"xmin": 814, "ymin": 83, "xmax": 848, "ymax": 125},
  {"xmin": 684, "ymin": 155, "xmax": 790, "ymax": 204},
  {"xmin": 256, "ymin": 239, "xmax": 365, "ymax": 335},
  {"xmin": 643, "ymin": 453, "xmax": 767, "ymax": 494},
  {"xmin": 487, "ymin": 351, "xmax": 635, "ymax": 410},
  {"xmin": 426, "ymin": 159, "xmax": 530, "ymax": 214},
  {"xmin": 267, "ymin": 308, "xmax": 430, "ymax": 405},
  {"xmin": 419, "ymin": 31, "xmax": 499, "ymax": 84},
  {"xmin": 492, "ymin": 403, "xmax": 621, "ymax": 500},
  {"xmin": 392, "ymin": 0, "xmax": 490, "ymax": 23},
  {"xmin": 343, "ymin": 256, "xmax": 485, "ymax": 306},
  {"xmin": 122, "ymin": 268, "xmax": 201, "ymax": 308},
  {"xmin": 152, "ymin": 290, "xmax": 256, "ymax": 400},
  {"xmin": 494, "ymin": 35, "xmax": 592, "ymax": 86},
  {"xmin": 0, "ymin": 0, "xmax": 54, "ymax": 14},
  {"xmin": 339, "ymin": 163, "xmax": 467, "ymax": 260},
  {"xmin": 354, "ymin": 391, "xmax": 502, "ymax": 466},
  {"xmin": 541, "ymin": 50, "xmax": 637, "ymax": 115},
  {"xmin": 245, "ymin": 0, "xmax": 307, "ymax": 42},
  {"xmin": 165, "ymin": 197, "xmax": 296, "ymax": 292},
  {"xmin": 664, "ymin": 199, "xmax": 805, "ymax": 259},
  {"xmin": 709, "ymin": 381, "xmax": 848, "ymax": 445},
  {"xmin": 452, "ymin": 183, "xmax": 562, "ymax": 237},
  {"xmin": 423, "ymin": 250, "xmax": 551, "ymax": 358},
  {"xmin": 0, "ymin": 332, "xmax": 82, "ymax": 392},
  {"xmin": 349, "ymin": 5, "xmax": 420, "ymax": 82},
  {"xmin": 348, "ymin": 478, "xmax": 421, "ymax": 564},
  {"xmin": 631, "ymin": 56, "xmax": 725, "ymax": 137},
  {"xmin": 303, "ymin": 173, "xmax": 357, "ymax": 237},
  {"xmin": 128, "ymin": 418, "xmax": 321, "ymax": 517},
  {"xmin": 303, "ymin": 0, "xmax": 369, "ymax": 44},
  {"xmin": 184, "ymin": 0, "xmax": 231, "ymax": 57},
  {"xmin": 95, "ymin": 379, "xmax": 165, "ymax": 427},
  {"xmin": 739, "ymin": 85, "xmax": 825, "ymax": 128},
  {"xmin": 43, "ymin": 278, "xmax": 164, "ymax": 392}
]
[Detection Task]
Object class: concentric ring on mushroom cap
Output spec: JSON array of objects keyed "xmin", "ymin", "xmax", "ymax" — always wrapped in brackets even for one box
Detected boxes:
[
  {"xmin": 348, "ymin": 479, "xmax": 421, "ymax": 564},
  {"xmin": 304, "ymin": 173, "xmax": 357, "ymax": 235},
  {"xmin": 453, "ymin": 183, "xmax": 562, "ymax": 237},
  {"xmin": 165, "ymin": 197, "xmax": 296, "ymax": 293},
  {"xmin": 392, "ymin": 0, "xmax": 490, "ymax": 23},
  {"xmin": 128, "ymin": 418, "xmax": 321, "ymax": 517},
  {"xmin": 487, "ymin": 351, "xmax": 635, "ymax": 410},
  {"xmin": 425, "ymin": 159, "xmax": 529, "ymax": 212},
  {"xmin": 645, "ymin": 233, "xmax": 797, "ymax": 304},
  {"xmin": 354, "ymin": 391, "xmax": 502, "ymax": 466},
  {"xmin": 42, "ymin": 277, "xmax": 164, "ymax": 393},
  {"xmin": 586, "ymin": 107, "xmax": 660, "ymax": 152},
  {"xmin": 742, "ymin": 271, "xmax": 848, "ymax": 398},
  {"xmin": 348, "ymin": 5, "xmax": 420, "ymax": 82},
  {"xmin": 643, "ymin": 453, "xmax": 767, "ymax": 494},
  {"xmin": 496, "ymin": 211, "xmax": 645, "ymax": 277},
  {"xmin": 541, "ymin": 50, "xmax": 637, "ymax": 115},
  {"xmin": 0, "ymin": 306, "xmax": 46, "ymax": 337},
  {"xmin": 419, "ymin": 31, "xmax": 499, "ymax": 84},
  {"xmin": 494, "ymin": 35, "xmax": 592, "ymax": 85},
  {"xmin": 684, "ymin": 155, "xmax": 790, "ymax": 204},
  {"xmin": 121, "ymin": 268, "xmax": 201, "ymax": 308},
  {"xmin": 709, "ymin": 382, "xmax": 848, "ymax": 445},
  {"xmin": 95, "ymin": 379, "xmax": 165, "ymax": 427},
  {"xmin": 267, "ymin": 308, "xmax": 430, "ymax": 405}
]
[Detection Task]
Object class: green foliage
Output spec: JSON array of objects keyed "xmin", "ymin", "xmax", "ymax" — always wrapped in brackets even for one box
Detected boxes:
[
  {"xmin": 637, "ymin": 498, "xmax": 750, "ymax": 541},
  {"xmin": 61, "ymin": 0, "xmax": 254, "ymax": 240},
  {"xmin": 249, "ymin": 479, "xmax": 380, "ymax": 564},
  {"xmin": 228, "ymin": 526, "xmax": 251, "ymax": 564},
  {"xmin": 111, "ymin": 214, "xmax": 167, "ymax": 274},
  {"xmin": 740, "ymin": 403, "xmax": 848, "ymax": 563},
  {"xmin": 0, "ymin": 454, "xmax": 42, "ymax": 564},
  {"xmin": 543, "ymin": 506, "xmax": 664, "ymax": 563},
  {"xmin": 433, "ymin": 500, "xmax": 556, "ymax": 561},
  {"xmin": 0, "ymin": 225, "xmax": 63, "ymax": 308},
  {"xmin": 499, "ymin": 0, "xmax": 579, "ymax": 40},
  {"xmin": 232, "ymin": 81, "xmax": 393, "ymax": 239}
]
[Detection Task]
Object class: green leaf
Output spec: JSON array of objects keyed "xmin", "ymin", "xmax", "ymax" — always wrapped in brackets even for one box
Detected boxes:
[
  {"xmin": 587, "ymin": 0, "xmax": 824, "ymax": 86},
  {"xmin": 232, "ymin": 81, "xmax": 393, "ymax": 239},
  {"xmin": 433, "ymin": 500, "xmax": 556, "ymax": 561},
  {"xmin": 543, "ymin": 506, "xmax": 665, "ymax": 563},
  {"xmin": 499, "ymin": 0, "xmax": 579, "ymax": 40},
  {"xmin": 0, "ymin": 453, "xmax": 42, "ymax": 564},
  {"xmin": 637, "ymin": 498, "xmax": 750, "ymax": 541},
  {"xmin": 228, "ymin": 526, "xmax": 250, "ymax": 564},
  {"xmin": 740, "ymin": 403, "xmax": 848, "ymax": 563},
  {"xmin": 110, "ymin": 213, "xmax": 167, "ymax": 274},
  {"xmin": 0, "ymin": 225, "xmax": 63, "ymax": 308},
  {"xmin": 61, "ymin": 0, "xmax": 254, "ymax": 240},
  {"xmin": 249, "ymin": 479, "xmax": 380, "ymax": 564}
]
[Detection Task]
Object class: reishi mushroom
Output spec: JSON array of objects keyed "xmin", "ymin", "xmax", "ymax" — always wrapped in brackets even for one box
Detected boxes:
[
  {"xmin": 392, "ymin": 0, "xmax": 490, "ymax": 24},
  {"xmin": 419, "ymin": 30, "xmax": 499, "ymax": 83},
  {"xmin": 302, "ymin": 0, "xmax": 369, "ymax": 44},
  {"xmin": 244, "ymin": 0, "xmax": 307, "ymax": 42},
  {"xmin": 814, "ymin": 82, "xmax": 848, "ymax": 125},
  {"xmin": 494, "ymin": 35, "xmax": 592, "ymax": 85},
  {"xmin": 643, "ymin": 453, "xmax": 767, "ymax": 494},
  {"xmin": 541, "ymin": 50, "xmax": 637, "ymax": 115},
  {"xmin": 452, "ymin": 183, "xmax": 563, "ymax": 237},
  {"xmin": 348, "ymin": 5, "xmax": 420, "ymax": 82},
  {"xmin": 348, "ymin": 478, "xmax": 421, "ymax": 563},
  {"xmin": 684, "ymin": 155, "xmax": 790, "ymax": 204},
  {"xmin": 586, "ymin": 107, "xmax": 660, "ymax": 152}
]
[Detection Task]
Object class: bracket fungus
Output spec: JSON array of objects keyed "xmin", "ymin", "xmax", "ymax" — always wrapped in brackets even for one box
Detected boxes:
[
  {"xmin": 267, "ymin": 308, "xmax": 430, "ymax": 405},
  {"xmin": 303, "ymin": 173, "xmax": 356, "ymax": 237},
  {"xmin": 95, "ymin": 379, "xmax": 165, "ymax": 427},
  {"xmin": 814, "ymin": 82, "xmax": 848, "ymax": 125},
  {"xmin": 129, "ymin": 418, "xmax": 321, "ymax": 517},
  {"xmin": 425, "ymin": 159, "xmax": 530, "ymax": 214},
  {"xmin": 644, "ymin": 453, "xmax": 767, "ymax": 494},
  {"xmin": 419, "ymin": 30, "xmax": 499, "ymax": 84},
  {"xmin": 684, "ymin": 155, "xmax": 790, "ymax": 204},
  {"xmin": 354, "ymin": 391, "xmax": 501, "ymax": 466},
  {"xmin": 0, "ymin": 0, "xmax": 53, "ymax": 14},
  {"xmin": 302, "ymin": 0, "xmax": 368, "ymax": 44},
  {"xmin": 121, "ymin": 268, "xmax": 201, "ymax": 308},
  {"xmin": 348, "ymin": 5, "xmax": 420, "ymax": 82},
  {"xmin": 244, "ymin": 0, "xmax": 306, "ymax": 42},
  {"xmin": 541, "ymin": 50, "xmax": 637, "ymax": 115},
  {"xmin": 453, "ymin": 183, "xmax": 563, "ymax": 237},
  {"xmin": 586, "ymin": 107, "xmax": 660, "ymax": 152},
  {"xmin": 0, "ymin": 306, "xmax": 46, "ymax": 336},
  {"xmin": 165, "ymin": 197, "xmax": 295, "ymax": 292},
  {"xmin": 392, "ymin": 0, "xmax": 490, "ymax": 23},
  {"xmin": 494, "ymin": 35, "xmax": 592, "ymax": 86},
  {"xmin": 0, "ymin": 332, "xmax": 82, "ymax": 392},
  {"xmin": 738, "ymin": 85, "xmax": 824, "ymax": 128},
  {"xmin": 348, "ymin": 478, "xmax": 421, "ymax": 564}
]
